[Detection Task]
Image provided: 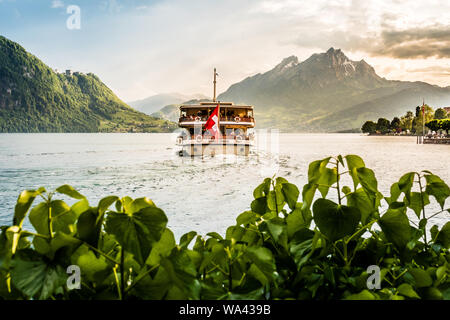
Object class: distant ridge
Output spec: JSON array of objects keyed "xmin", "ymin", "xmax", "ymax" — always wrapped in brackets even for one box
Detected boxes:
[
  {"xmin": 218, "ymin": 48, "xmax": 450, "ymax": 132},
  {"xmin": 129, "ymin": 93, "xmax": 209, "ymax": 115},
  {"xmin": 150, "ymin": 98, "xmax": 211, "ymax": 122},
  {"xmin": 0, "ymin": 35, "xmax": 176, "ymax": 133}
]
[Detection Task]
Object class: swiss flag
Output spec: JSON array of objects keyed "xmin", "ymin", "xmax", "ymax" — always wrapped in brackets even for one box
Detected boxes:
[{"xmin": 205, "ymin": 104, "xmax": 220, "ymax": 139}]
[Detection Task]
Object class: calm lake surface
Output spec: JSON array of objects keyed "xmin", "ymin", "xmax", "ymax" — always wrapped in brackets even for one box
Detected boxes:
[{"xmin": 0, "ymin": 133, "xmax": 448, "ymax": 239}]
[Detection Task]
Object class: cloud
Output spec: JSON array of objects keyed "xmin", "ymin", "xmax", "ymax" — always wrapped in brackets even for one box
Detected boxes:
[
  {"xmin": 369, "ymin": 25, "xmax": 450, "ymax": 59},
  {"xmin": 51, "ymin": 0, "xmax": 64, "ymax": 9},
  {"xmin": 100, "ymin": 0, "xmax": 123, "ymax": 14},
  {"xmin": 408, "ymin": 66, "xmax": 450, "ymax": 76}
]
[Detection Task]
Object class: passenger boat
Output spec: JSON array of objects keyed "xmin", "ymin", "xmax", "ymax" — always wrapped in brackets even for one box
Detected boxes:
[{"xmin": 176, "ymin": 69, "xmax": 255, "ymax": 156}]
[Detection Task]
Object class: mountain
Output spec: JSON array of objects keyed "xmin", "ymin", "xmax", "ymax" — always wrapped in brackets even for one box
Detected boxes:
[
  {"xmin": 0, "ymin": 35, "xmax": 176, "ymax": 133},
  {"xmin": 150, "ymin": 104, "xmax": 179, "ymax": 122},
  {"xmin": 218, "ymin": 48, "xmax": 450, "ymax": 132},
  {"xmin": 129, "ymin": 93, "xmax": 209, "ymax": 115},
  {"xmin": 150, "ymin": 98, "xmax": 211, "ymax": 122}
]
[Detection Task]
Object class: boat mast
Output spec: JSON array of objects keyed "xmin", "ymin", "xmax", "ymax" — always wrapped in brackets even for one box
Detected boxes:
[
  {"xmin": 213, "ymin": 68, "xmax": 221, "ymax": 138},
  {"xmin": 422, "ymin": 98, "xmax": 425, "ymax": 142},
  {"xmin": 213, "ymin": 68, "xmax": 217, "ymax": 102}
]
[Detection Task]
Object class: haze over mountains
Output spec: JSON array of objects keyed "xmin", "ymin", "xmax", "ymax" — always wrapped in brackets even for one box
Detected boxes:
[
  {"xmin": 217, "ymin": 48, "xmax": 450, "ymax": 132},
  {"xmin": 128, "ymin": 93, "xmax": 208, "ymax": 115}
]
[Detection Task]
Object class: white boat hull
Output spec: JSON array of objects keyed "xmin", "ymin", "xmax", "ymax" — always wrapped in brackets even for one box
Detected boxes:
[{"xmin": 179, "ymin": 140, "xmax": 252, "ymax": 156}]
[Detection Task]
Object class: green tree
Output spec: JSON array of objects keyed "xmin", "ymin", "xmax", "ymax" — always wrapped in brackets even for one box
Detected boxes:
[
  {"xmin": 413, "ymin": 105, "xmax": 434, "ymax": 134},
  {"xmin": 400, "ymin": 111, "xmax": 414, "ymax": 132},
  {"xmin": 426, "ymin": 119, "xmax": 440, "ymax": 132},
  {"xmin": 376, "ymin": 118, "xmax": 390, "ymax": 134},
  {"xmin": 442, "ymin": 119, "xmax": 450, "ymax": 133},
  {"xmin": 434, "ymin": 108, "xmax": 448, "ymax": 119},
  {"xmin": 390, "ymin": 117, "xmax": 401, "ymax": 131},
  {"xmin": 415, "ymin": 106, "xmax": 421, "ymax": 117},
  {"xmin": 361, "ymin": 120, "xmax": 377, "ymax": 134}
]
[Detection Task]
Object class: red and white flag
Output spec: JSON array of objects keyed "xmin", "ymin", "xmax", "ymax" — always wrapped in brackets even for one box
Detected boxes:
[{"xmin": 205, "ymin": 104, "xmax": 220, "ymax": 139}]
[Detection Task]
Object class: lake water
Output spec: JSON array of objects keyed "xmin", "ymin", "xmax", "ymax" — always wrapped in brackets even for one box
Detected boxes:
[{"xmin": 0, "ymin": 133, "xmax": 448, "ymax": 240}]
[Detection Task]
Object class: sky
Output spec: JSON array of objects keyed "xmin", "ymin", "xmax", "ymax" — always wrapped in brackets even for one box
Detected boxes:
[{"xmin": 1, "ymin": 0, "xmax": 450, "ymax": 102}]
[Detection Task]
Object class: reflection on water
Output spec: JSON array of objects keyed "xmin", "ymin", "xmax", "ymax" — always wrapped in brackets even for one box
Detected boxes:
[{"xmin": 0, "ymin": 133, "xmax": 448, "ymax": 239}]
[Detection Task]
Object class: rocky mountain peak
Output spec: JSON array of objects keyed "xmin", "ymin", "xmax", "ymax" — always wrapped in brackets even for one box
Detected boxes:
[{"xmin": 274, "ymin": 55, "xmax": 299, "ymax": 70}]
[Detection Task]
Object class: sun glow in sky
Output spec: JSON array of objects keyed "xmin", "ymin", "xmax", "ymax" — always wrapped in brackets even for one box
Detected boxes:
[{"xmin": 1, "ymin": 0, "xmax": 450, "ymax": 101}]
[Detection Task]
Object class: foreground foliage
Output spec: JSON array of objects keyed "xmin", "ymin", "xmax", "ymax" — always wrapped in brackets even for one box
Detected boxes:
[{"xmin": 0, "ymin": 155, "xmax": 449, "ymax": 300}]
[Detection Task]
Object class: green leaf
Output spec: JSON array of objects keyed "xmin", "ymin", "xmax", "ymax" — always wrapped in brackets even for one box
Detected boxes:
[
  {"xmin": 71, "ymin": 245, "xmax": 110, "ymax": 283},
  {"xmin": 105, "ymin": 206, "xmax": 168, "ymax": 265},
  {"xmin": 342, "ymin": 186, "xmax": 351, "ymax": 195},
  {"xmin": 386, "ymin": 182, "xmax": 401, "ymax": 204},
  {"xmin": 159, "ymin": 248, "xmax": 199, "ymax": 299},
  {"xmin": 245, "ymin": 246, "xmax": 275, "ymax": 285},
  {"xmin": 236, "ymin": 211, "xmax": 258, "ymax": 226},
  {"xmin": 225, "ymin": 225, "xmax": 259, "ymax": 246},
  {"xmin": 253, "ymin": 178, "xmax": 271, "ymax": 199},
  {"xmin": 70, "ymin": 198, "xmax": 90, "ymax": 217},
  {"xmin": 409, "ymin": 268, "xmax": 433, "ymax": 288},
  {"xmin": 251, "ymin": 197, "xmax": 268, "ymax": 215},
  {"xmin": 50, "ymin": 200, "xmax": 77, "ymax": 234},
  {"xmin": 406, "ymin": 192, "xmax": 430, "ymax": 219},
  {"xmin": 129, "ymin": 197, "xmax": 156, "ymax": 213},
  {"xmin": 308, "ymin": 157, "xmax": 331, "ymax": 183},
  {"xmin": 121, "ymin": 196, "xmax": 134, "ymax": 214},
  {"xmin": 29, "ymin": 200, "xmax": 75, "ymax": 236},
  {"xmin": 179, "ymin": 231, "xmax": 197, "ymax": 249},
  {"xmin": 10, "ymin": 249, "xmax": 66, "ymax": 299},
  {"xmin": 76, "ymin": 208, "xmax": 100, "ymax": 247},
  {"xmin": 13, "ymin": 188, "xmax": 45, "ymax": 227},
  {"xmin": 397, "ymin": 283, "xmax": 420, "ymax": 299},
  {"xmin": 378, "ymin": 207, "xmax": 411, "ymax": 249},
  {"xmin": 55, "ymin": 185, "xmax": 85, "ymax": 200},
  {"xmin": 344, "ymin": 289, "xmax": 376, "ymax": 300},
  {"xmin": 301, "ymin": 183, "xmax": 317, "ymax": 210},
  {"xmin": 206, "ymin": 232, "xmax": 224, "ymax": 240},
  {"xmin": 95, "ymin": 196, "xmax": 119, "ymax": 227},
  {"xmin": 199, "ymin": 242, "xmax": 226, "ymax": 272},
  {"xmin": 50, "ymin": 232, "xmax": 81, "ymax": 253},
  {"xmin": 436, "ymin": 222, "xmax": 450, "ymax": 248},
  {"xmin": 430, "ymin": 225, "xmax": 440, "ymax": 242},
  {"xmin": 424, "ymin": 174, "xmax": 450, "ymax": 209},
  {"xmin": 317, "ymin": 167, "xmax": 337, "ymax": 198},
  {"xmin": 6, "ymin": 226, "xmax": 21, "ymax": 255},
  {"xmin": 337, "ymin": 155, "xmax": 345, "ymax": 166},
  {"xmin": 286, "ymin": 204, "xmax": 312, "ymax": 238},
  {"xmin": 97, "ymin": 196, "xmax": 119, "ymax": 215},
  {"xmin": 356, "ymin": 167, "xmax": 378, "ymax": 201},
  {"xmin": 346, "ymin": 188, "xmax": 377, "ymax": 224},
  {"xmin": 345, "ymin": 155, "xmax": 366, "ymax": 190},
  {"xmin": 265, "ymin": 217, "xmax": 288, "ymax": 250},
  {"xmin": 312, "ymin": 199, "xmax": 361, "ymax": 242},
  {"xmin": 146, "ymin": 228, "xmax": 176, "ymax": 266},
  {"xmin": 398, "ymin": 172, "xmax": 415, "ymax": 201},
  {"xmin": 281, "ymin": 183, "xmax": 299, "ymax": 210},
  {"xmin": 267, "ymin": 190, "xmax": 283, "ymax": 213},
  {"xmin": 290, "ymin": 238, "xmax": 314, "ymax": 269}
]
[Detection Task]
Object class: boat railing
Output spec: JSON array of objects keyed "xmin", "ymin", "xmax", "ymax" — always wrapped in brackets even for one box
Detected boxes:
[
  {"xmin": 177, "ymin": 135, "xmax": 253, "ymax": 142},
  {"xmin": 179, "ymin": 116, "xmax": 254, "ymax": 123}
]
